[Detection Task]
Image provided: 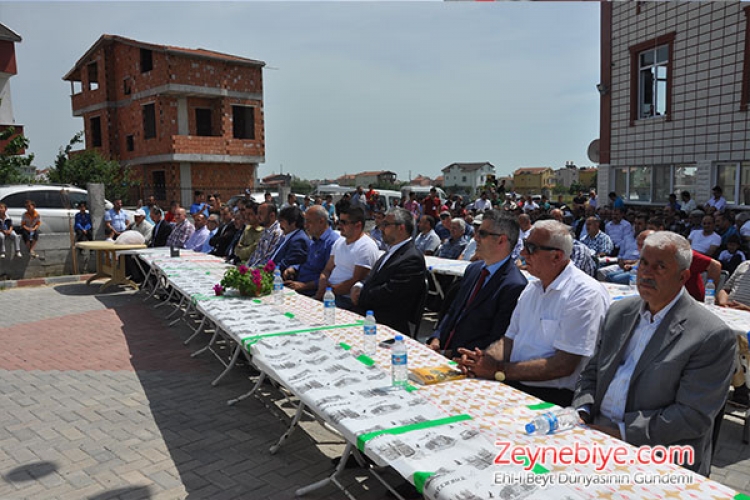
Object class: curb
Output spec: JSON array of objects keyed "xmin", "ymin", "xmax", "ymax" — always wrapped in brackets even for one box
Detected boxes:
[{"xmin": 0, "ymin": 274, "xmax": 94, "ymax": 290}]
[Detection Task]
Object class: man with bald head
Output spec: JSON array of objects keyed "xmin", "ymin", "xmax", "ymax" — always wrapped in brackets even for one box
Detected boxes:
[
  {"xmin": 166, "ymin": 208, "xmax": 194, "ymax": 249},
  {"xmin": 457, "ymin": 220, "xmax": 609, "ymax": 407},
  {"xmin": 284, "ymin": 205, "xmax": 340, "ymax": 296}
]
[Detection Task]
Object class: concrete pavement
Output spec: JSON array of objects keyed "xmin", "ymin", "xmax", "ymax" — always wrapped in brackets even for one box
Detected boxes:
[{"xmin": 0, "ymin": 282, "xmax": 749, "ymax": 499}]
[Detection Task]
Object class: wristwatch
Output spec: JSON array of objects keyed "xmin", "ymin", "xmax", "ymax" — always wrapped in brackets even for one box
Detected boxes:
[{"xmin": 493, "ymin": 370, "xmax": 506, "ymax": 382}]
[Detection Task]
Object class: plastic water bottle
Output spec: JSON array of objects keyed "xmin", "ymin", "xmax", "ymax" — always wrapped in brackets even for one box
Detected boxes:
[
  {"xmin": 705, "ymin": 279, "xmax": 716, "ymax": 307},
  {"xmin": 323, "ymin": 287, "xmax": 336, "ymax": 324},
  {"xmin": 273, "ymin": 270, "xmax": 284, "ymax": 304},
  {"xmin": 629, "ymin": 266, "xmax": 638, "ymax": 291},
  {"xmin": 391, "ymin": 335, "xmax": 408, "ymax": 388},
  {"xmin": 525, "ymin": 407, "xmax": 579, "ymax": 435},
  {"xmin": 363, "ymin": 310, "xmax": 377, "ymax": 357}
]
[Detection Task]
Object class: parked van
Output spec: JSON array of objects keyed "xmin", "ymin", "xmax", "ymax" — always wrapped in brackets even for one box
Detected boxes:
[
  {"xmin": 312, "ymin": 184, "xmax": 351, "ymax": 203},
  {"xmin": 401, "ymin": 186, "xmax": 447, "ymax": 206}
]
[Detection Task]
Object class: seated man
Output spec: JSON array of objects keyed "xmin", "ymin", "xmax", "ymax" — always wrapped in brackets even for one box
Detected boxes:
[
  {"xmin": 269, "ymin": 205, "xmax": 310, "ymax": 272},
  {"xmin": 128, "ymin": 209, "xmax": 153, "ymax": 243},
  {"xmin": 148, "ymin": 207, "xmax": 173, "ymax": 248},
  {"xmin": 316, "ymin": 206, "xmax": 380, "ymax": 308},
  {"xmin": 247, "ymin": 202, "xmax": 284, "ymax": 267},
  {"xmin": 573, "ymin": 232, "xmax": 736, "ymax": 476},
  {"xmin": 184, "ymin": 213, "xmax": 210, "ymax": 251},
  {"xmin": 0, "ymin": 202, "xmax": 22, "ymax": 258},
  {"xmin": 232, "ymin": 203, "xmax": 263, "ymax": 264},
  {"xmin": 428, "ymin": 210, "xmax": 527, "ymax": 355},
  {"xmin": 437, "ymin": 218, "xmax": 469, "ymax": 260},
  {"xmin": 581, "ymin": 216, "xmax": 614, "ymax": 257},
  {"xmin": 456, "ymin": 220, "xmax": 610, "ymax": 407},
  {"xmin": 599, "ymin": 230, "xmax": 654, "ymax": 284},
  {"xmin": 717, "ymin": 259, "xmax": 750, "ymax": 311},
  {"xmin": 209, "ymin": 206, "xmax": 238, "ymax": 257},
  {"xmin": 74, "ymin": 202, "xmax": 93, "ymax": 243},
  {"xmin": 349, "ymin": 207, "xmax": 426, "ymax": 335},
  {"xmin": 284, "ymin": 205, "xmax": 339, "ymax": 296},
  {"xmin": 414, "ymin": 215, "xmax": 440, "ymax": 256},
  {"xmin": 166, "ymin": 208, "xmax": 194, "ymax": 249}
]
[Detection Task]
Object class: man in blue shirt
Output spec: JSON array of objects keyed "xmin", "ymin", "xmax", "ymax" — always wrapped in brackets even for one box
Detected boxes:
[
  {"xmin": 104, "ymin": 199, "xmax": 130, "ymax": 239},
  {"xmin": 74, "ymin": 201, "xmax": 93, "ymax": 242},
  {"xmin": 283, "ymin": 205, "xmax": 339, "ymax": 296},
  {"xmin": 189, "ymin": 190, "xmax": 209, "ymax": 218}
]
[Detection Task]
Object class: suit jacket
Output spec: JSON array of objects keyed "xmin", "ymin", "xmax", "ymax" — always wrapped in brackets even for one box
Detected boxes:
[
  {"xmin": 149, "ymin": 220, "xmax": 173, "ymax": 247},
  {"xmin": 435, "ymin": 258, "xmax": 527, "ymax": 352},
  {"xmin": 209, "ymin": 222, "xmax": 238, "ymax": 257},
  {"xmin": 573, "ymin": 293, "xmax": 736, "ymax": 476},
  {"xmin": 357, "ymin": 239, "xmax": 426, "ymax": 336},
  {"xmin": 272, "ymin": 229, "xmax": 311, "ymax": 272}
]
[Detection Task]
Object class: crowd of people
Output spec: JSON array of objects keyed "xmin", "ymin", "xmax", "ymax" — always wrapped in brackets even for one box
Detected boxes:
[{"xmin": 50, "ymin": 183, "xmax": 748, "ymax": 477}]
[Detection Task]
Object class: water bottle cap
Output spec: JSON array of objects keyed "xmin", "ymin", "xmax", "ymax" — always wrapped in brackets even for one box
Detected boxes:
[
  {"xmin": 366, "ymin": 310, "xmax": 373, "ymax": 316},
  {"xmin": 326, "ymin": 287, "xmax": 332, "ymax": 291},
  {"xmin": 525, "ymin": 423, "xmax": 536, "ymax": 434},
  {"xmin": 707, "ymin": 279, "xmax": 714, "ymax": 283},
  {"xmin": 395, "ymin": 335, "xmax": 404, "ymax": 341}
]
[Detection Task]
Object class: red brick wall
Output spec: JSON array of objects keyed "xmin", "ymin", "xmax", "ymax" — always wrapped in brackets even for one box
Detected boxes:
[
  {"xmin": 0, "ymin": 40, "xmax": 17, "ymax": 75},
  {"xmin": 133, "ymin": 162, "xmax": 256, "ymax": 204}
]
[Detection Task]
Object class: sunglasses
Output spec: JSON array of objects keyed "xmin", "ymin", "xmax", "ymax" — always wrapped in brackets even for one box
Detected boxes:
[
  {"xmin": 523, "ymin": 239, "xmax": 561, "ymax": 255},
  {"xmin": 477, "ymin": 229, "xmax": 503, "ymax": 239}
]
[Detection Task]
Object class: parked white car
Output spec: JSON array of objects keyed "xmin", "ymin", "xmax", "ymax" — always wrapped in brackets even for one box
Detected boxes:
[{"xmin": 0, "ymin": 184, "xmax": 112, "ymax": 235}]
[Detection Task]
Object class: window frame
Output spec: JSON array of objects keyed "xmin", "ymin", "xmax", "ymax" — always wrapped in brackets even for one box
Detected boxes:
[
  {"xmin": 232, "ymin": 105, "xmax": 255, "ymax": 140},
  {"xmin": 629, "ymin": 33, "xmax": 676, "ymax": 125},
  {"xmin": 142, "ymin": 103, "xmax": 156, "ymax": 140}
]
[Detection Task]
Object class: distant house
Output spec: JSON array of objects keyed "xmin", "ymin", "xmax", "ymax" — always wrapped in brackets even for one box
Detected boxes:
[
  {"xmin": 63, "ymin": 34, "xmax": 265, "ymax": 206},
  {"xmin": 555, "ymin": 166, "xmax": 579, "ymax": 189},
  {"xmin": 0, "ymin": 23, "xmax": 23, "ymax": 154},
  {"xmin": 336, "ymin": 174, "xmax": 356, "ymax": 187},
  {"xmin": 261, "ymin": 173, "xmax": 291, "ymax": 190},
  {"xmin": 354, "ymin": 170, "xmax": 397, "ymax": 187},
  {"xmin": 441, "ymin": 162, "xmax": 496, "ymax": 192},
  {"xmin": 513, "ymin": 167, "xmax": 555, "ymax": 195},
  {"xmin": 410, "ymin": 175, "xmax": 432, "ymax": 187},
  {"xmin": 434, "ymin": 175, "xmax": 444, "ymax": 187}
]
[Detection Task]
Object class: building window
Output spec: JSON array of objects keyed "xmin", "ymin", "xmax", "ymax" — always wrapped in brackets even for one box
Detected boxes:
[
  {"xmin": 195, "ymin": 108, "xmax": 213, "ymax": 136},
  {"xmin": 87, "ymin": 62, "xmax": 99, "ymax": 91},
  {"xmin": 232, "ymin": 106, "xmax": 255, "ymax": 139},
  {"xmin": 152, "ymin": 171, "xmax": 166, "ymax": 201},
  {"xmin": 629, "ymin": 33, "xmax": 675, "ymax": 124},
  {"xmin": 653, "ymin": 166, "xmax": 671, "ymax": 205},
  {"xmin": 714, "ymin": 163, "xmax": 750, "ymax": 206},
  {"xmin": 673, "ymin": 165, "xmax": 697, "ymax": 200},
  {"xmin": 462, "ymin": 176, "xmax": 467, "ymax": 183},
  {"xmin": 140, "ymin": 48, "xmax": 153, "ymax": 73},
  {"xmin": 126, "ymin": 135, "xmax": 134, "ymax": 152},
  {"xmin": 90, "ymin": 116, "xmax": 102, "ymax": 147},
  {"xmin": 143, "ymin": 103, "xmax": 156, "ymax": 139},
  {"xmin": 123, "ymin": 77, "xmax": 132, "ymax": 96}
]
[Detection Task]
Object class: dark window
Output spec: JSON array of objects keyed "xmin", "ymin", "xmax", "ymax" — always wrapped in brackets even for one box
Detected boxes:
[
  {"xmin": 87, "ymin": 62, "xmax": 99, "ymax": 91},
  {"xmin": 28, "ymin": 190, "xmax": 65, "ymax": 209},
  {"xmin": 143, "ymin": 103, "xmax": 156, "ymax": 139},
  {"xmin": 126, "ymin": 135, "xmax": 134, "ymax": 152},
  {"xmin": 152, "ymin": 171, "xmax": 166, "ymax": 201},
  {"xmin": 123, "ymin": 77, "xmax": 131, "ymax": 96},
  {"xmin": 629, "ymin": 33, "xmax": 675, "ymax": 124},
  {"xmin": 140, "ymin": 48, "xmax": 153, "ymax": 73},
  {"xmin": 90, "ymin": 116, "xmax": 102, "ymax": 147},
  {"xmin": 232, "ymin": 106, "xmax": 255, "ymax": 139},
  {"xmin": 195, "ymin": 108, "xmax": 213, "ymax": 136},
  {"xmin": 1, "ymin": 192, "xmax": 30, "ymax": 208}
]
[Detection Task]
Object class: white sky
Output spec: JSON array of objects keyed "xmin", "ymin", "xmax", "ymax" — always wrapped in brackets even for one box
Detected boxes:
[{"xmin": 1, "ymin": 1, "xmax": 601, "ymax": 181}]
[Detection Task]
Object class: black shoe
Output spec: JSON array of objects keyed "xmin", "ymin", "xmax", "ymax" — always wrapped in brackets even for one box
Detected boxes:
[{"xmin": 729, "ymin": 385, "xmax": 750, "ymax": 408}]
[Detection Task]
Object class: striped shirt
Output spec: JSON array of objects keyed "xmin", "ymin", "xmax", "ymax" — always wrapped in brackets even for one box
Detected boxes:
[{"xmin": 724, "ymin": 260, "xmax": 750, "ymax": 307}]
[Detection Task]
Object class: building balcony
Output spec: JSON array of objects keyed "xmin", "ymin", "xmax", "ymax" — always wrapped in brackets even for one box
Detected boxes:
[{"xmin": 171, "ymin": 134, "xmax": 264, "ymax": 158}]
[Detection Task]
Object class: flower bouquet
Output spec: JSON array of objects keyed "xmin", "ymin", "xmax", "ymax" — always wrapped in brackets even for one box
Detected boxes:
[{"xmin": 218, "ymin": 261, "xmax": 276, "ymax": 297}]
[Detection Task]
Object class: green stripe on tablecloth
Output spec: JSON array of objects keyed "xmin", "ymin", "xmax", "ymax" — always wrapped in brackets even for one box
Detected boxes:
[
  {"xmin": 356, "ymin": 354, "xmax": 375, "ymax": 366},
  {"xmin": 242, "ymin": 321, "xmax": 365, "ymax": 347},
  {"xmin": 356, "ymin": 414, "xmax": 473, "ymax": 452},
  {"xmin": 527, "ymin": 402, "xmax": 555, "ymax": 411},
  {"xmin": 735, "ymin": 495, "xmax": 750, "ymax": 500},
  {"xmin": 339, "ymin": 342, "xmax": 351, "ymax": 350},
  {"xmin": 284, "ymin": 312, "xmax": 295, "ymax": 318},
  {"xmin": 413, "ymin": 472, "xmax": 434, "ymax": 494}
]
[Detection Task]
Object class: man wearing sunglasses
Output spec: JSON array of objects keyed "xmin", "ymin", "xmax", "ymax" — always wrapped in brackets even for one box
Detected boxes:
[
  {"xmin": 349, "ymin": 208, "xmax": 426, "ymax": 336},
  {"xmin": 457, "ymin": 220, "xmax": 609, "ymax": 407},
  {"xmin": 428, "ymin": 210, "xmax": 527, "ymax": 356}
]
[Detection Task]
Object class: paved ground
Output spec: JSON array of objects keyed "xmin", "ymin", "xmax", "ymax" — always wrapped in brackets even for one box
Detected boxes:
[{"xmin": 0, "ymin": 282, "xmax": 749, "ymax": 499}]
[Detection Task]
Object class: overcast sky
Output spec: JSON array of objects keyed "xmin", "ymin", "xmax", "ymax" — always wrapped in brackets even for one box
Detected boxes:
[{"xmin": 1, "ymin": 1, "xmax": 601, "ymax": 182}]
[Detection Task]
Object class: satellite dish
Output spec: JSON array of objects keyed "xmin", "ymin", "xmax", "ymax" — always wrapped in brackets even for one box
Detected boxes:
[{"xmin": 587, "ymin": 139, "xmax": 600, "ymax": 164}]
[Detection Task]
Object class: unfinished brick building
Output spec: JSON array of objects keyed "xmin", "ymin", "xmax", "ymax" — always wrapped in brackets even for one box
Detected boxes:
[{"xmin": 63, "ymin": 34, "xmax": 265, "ymax": 205}]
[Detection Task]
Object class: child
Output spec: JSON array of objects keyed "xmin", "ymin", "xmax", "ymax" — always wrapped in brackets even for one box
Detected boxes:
[
  {"xmin": 0, "ymin": 202, "xmax": 22, "ymax": 259},
  {"xmin": 20, "ymin": 200, "xmax": 41, "ymax": 258},
  {"xmin": 718, "ymin": 234, "xmax": 746, "ymax": 276}
]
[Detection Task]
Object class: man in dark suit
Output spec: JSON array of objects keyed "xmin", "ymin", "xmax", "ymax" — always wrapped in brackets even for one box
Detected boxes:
[
  {"xmin": 149, "ymin": 206, "xmax": 173, "ymax": 247},
  {"xmin": 573, "ymin": 231, "xmax": 736, "ymax": 476},
  {"xmin": 428, "ymin": 210, "xmax": 527, "ymax": 356},
  {"xmin": 270, "ymin": 205, "xmax": 310, "ymax": 272},
  {"xmin": 209, "ymin": 206, "xmax": 238, "ymax": 257},
  {"xmin": 350, "ymin": 207, "xmax": 426, "ymax": 336}
]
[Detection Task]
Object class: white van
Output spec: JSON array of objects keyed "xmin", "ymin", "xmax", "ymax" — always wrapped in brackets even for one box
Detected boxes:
[{"xmin": 401, "ymin": 186, "xmax": 447, "ymax": 206}]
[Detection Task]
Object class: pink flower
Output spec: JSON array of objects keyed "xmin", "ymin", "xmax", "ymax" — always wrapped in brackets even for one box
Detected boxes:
[
  {"xmin": 264, "ymin": 260, "xmax": 276, "ymax": 273},
  {"xmin": 237, "ymin": 265, "xmax": 249, "ymax": 275},
  {"xmin": 251, "ymin": 269, "xmax": 261, "ymax": 280},
  {"xmin": 213, "ymin": 284, "xmax": 224, "ymax": 296}
]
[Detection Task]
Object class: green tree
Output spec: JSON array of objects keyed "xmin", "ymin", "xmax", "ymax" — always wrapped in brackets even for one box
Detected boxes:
[
  {"xmin": 48, "ymin": 133, "xmax": 132, "ymax": 200},
  {"xmin": 290, "ymin": 177, "xmax": 314, "ymax": 195},
  {"xmin": 0, "ymin": 126, "xmax": 35, "ymax": 184}
]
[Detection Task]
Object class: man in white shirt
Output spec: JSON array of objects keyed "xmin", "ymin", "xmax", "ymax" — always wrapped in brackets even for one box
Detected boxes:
[
  {"xmin": 704, "ymin": 185, "xmax": 727, "ymax": 214},
  {"xmin": 414, "ymin": 215, "xmax": 441, "ymax": 256},
  {"xmin": 128, "ymin": 209, "xmax": 153, "ymax": 243},
  {"xmin": 688, "ymin": 214, "xmax": 721, "ymax": 257},
  {"xmin": 605, "ymin": 207, "xmax": 633, "ymax": 256},
  {"xmin": 457, "ymin": 220, "xmax": 610, "ymax": 407},
  {"xmin": 316, "ymin": 205, "xmax": 380, "ymax": 308},
  {"xmin": 473, "ymin": 191, "xmax": 492, "ymax": 212}
]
